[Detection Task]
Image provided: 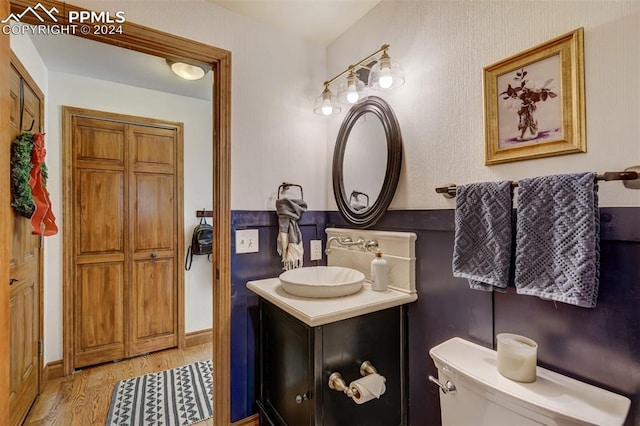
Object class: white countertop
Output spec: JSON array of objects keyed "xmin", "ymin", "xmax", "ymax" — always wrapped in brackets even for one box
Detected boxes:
[{"xmin": 246, "ymin": 278, "xmax": 417, "ymax": 327}]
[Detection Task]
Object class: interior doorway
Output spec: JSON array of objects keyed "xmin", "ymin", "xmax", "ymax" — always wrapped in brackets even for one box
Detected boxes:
[{"xmin": 1, "ymin": 0, "xmax": 233, "ymax": 424}]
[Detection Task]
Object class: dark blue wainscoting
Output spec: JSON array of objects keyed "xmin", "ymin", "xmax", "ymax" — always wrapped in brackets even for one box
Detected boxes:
[
  {"xmin": 230, "ymin": 210, "xmax": 328, "ymax": 422},
  {"xmin": 328, "ymin": 208, "xmax": 640, "ymax": 426},
  {"xmin": 327, "ymin": 210, "xmax": 495, "ymax": 426},
  {"xmin": 231, "ymin": 208, "xmax": 639, "ymax": 425}
]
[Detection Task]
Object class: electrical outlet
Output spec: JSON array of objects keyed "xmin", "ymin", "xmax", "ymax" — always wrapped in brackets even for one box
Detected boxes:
[
  {"xmin": 310, "ymin": 240, "xmax": 322, "ymax": 261},
  {"xmin": 236, "ymin": 229, "xmax": 259, "ymax": 254}
]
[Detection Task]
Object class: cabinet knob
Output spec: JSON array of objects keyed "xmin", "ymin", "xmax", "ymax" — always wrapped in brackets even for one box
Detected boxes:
[
  {"xmin": 151, "ymin": 252, "xmax": 157, "ymax": 259},
  {"xmin": 295, "ymin": 392, "xmax": 309, "ymax": 404}
]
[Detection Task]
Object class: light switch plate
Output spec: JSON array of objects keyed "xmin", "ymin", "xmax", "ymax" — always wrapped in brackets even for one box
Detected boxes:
[
  {"xmin": 236, "ymin": 229, "xmax": 259, "ymax": 254},
  {"xmin": 310, "ymin": 240, "xmax": 322, "ymax": 261}
]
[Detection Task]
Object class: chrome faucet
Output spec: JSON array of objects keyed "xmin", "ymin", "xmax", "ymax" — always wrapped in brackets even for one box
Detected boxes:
[
  {"xmin": 363, "ymin": 239, "xmax": 379, "ymax": 252},
  {"xmin": 325, "ymin": 236, "xmax": 342, "ymax": 254},
  {"xmin": 325, "ymin": 236, "xmax": 379, "ymax": 254}
]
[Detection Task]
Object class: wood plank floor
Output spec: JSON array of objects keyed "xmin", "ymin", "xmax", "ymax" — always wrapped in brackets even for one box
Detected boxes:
[{"xmin": 25, "ymin": 343, "xmax": 214, "ymax": 425}]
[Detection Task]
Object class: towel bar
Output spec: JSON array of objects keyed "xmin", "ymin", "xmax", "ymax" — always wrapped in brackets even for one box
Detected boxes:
[
  {"xmin": 278, "ymin": 182, "xmax": 304, "ymax": 200},
  {"xmin": 435, "ymin": 167, "xmax": 640, "ymax": 198}
]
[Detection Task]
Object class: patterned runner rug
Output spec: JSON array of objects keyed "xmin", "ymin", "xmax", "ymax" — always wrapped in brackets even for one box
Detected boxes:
[{"xmin": 106, "ymin": 360, "xmax": 213, "ymax": 426}]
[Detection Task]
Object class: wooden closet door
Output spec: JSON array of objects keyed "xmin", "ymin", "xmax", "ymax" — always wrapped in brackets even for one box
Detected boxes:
[
  {"xmin": 68, "ymin": 108, "xmax": 182, "ymax": 369},
  {"xmin": 72, "ymin": 117, "xmax": 127, "ymax": 369},
  {"xmin": 8, "ymin": 61, "xmax": 42, "ymax": 426},
  {"xmin": 128, "ymin": 125, "xmax": 178, "ymax": 355}
]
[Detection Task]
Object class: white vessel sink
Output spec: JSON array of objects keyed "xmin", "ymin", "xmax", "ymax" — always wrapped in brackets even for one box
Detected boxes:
[{"xmin": 279, "ymin": 266, "xmax": 364, "ymax": 298}]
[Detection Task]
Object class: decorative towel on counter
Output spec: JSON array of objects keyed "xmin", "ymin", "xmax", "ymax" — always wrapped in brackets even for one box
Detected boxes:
[
  {"xmin": 514, "ymin": 172, "xmax": 599, "ymax": 308},
  {"xmin": 276, "ymin": 198, "xmax": 308, "ymax": 270},
  {"xmin": 452, "ymin": 181, "xmax": 513, "ymax": 291}
]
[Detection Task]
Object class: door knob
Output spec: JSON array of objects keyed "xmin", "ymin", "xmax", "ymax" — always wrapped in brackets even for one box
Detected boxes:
[
  {"xmin": 9, "ymin": 278, "xmax": 19, "ymax": 286},
  {"xmin": 151, "ymin": 252, "xmax": 157, "ymax": 259}
]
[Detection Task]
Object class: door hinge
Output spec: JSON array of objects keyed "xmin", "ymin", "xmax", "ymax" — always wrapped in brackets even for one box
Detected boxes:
[{"xmin": 38, "ymin": 339, "xmax": 43, "ymax": 356}]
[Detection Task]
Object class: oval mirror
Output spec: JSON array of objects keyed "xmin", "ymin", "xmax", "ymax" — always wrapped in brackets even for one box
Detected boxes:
[{"xmin": 333, "ymin": 96, "xmax": 402, "ymax": 227}]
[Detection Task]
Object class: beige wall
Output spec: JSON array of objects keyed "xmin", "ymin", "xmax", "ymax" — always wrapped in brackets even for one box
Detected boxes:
[
  {"xmin": 328, "ymin": 0, "xmax": 640, "ymax": 209},
  {"xmin": 74, "ymin": 0, "xmax": 330, "ymax": 212}
]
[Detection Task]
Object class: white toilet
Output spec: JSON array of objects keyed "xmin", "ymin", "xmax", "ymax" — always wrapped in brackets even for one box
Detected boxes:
[{"xmin": 429, "ymin": 337, "xmax": 631, "ymax": 426}]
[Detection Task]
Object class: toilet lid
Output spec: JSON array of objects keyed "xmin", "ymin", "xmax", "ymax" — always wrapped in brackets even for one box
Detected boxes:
[{"xmin": 429, "ymin": 337, "xmax": 630, "ymax": 425}]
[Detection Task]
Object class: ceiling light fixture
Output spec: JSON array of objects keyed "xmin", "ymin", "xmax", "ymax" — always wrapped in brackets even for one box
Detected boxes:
[
  {"xmin": 166, "ymin": 60, "xmax": 208, "ymax": 80},
  {"xmin": 314, "ymin": 44, "xmax": 404, "ymax": 116}
]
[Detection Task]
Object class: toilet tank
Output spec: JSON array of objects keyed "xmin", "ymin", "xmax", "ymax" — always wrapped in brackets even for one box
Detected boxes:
[{"xmin": 429, "ymin": 337, "xmax": 630, "ymax": 426}]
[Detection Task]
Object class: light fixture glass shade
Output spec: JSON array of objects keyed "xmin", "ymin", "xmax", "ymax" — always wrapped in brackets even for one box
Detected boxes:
[
  {"xmin": 167, "ymin": 60, "xmax": 206, "ymax": 80},
  {"xmin": 337, "ymin": 69, "xmax": 367, "ymax": 105},
  {"xmin": 313, "ymin": 85, "xmax": 342, "ymax": 116},
  {"xmin": 368, "ymin": 52, "xmax": 405, "ymax": 91}
]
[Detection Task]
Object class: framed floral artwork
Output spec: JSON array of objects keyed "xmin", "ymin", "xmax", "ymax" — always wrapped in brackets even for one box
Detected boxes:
[{"xmin": 483, "ymin": 28, "xmax": 585, "ymax": 165}]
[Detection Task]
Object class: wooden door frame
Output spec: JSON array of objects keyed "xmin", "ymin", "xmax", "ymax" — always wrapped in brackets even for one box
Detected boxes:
[
  {"xmin": 2, "ymin": 1, "xmax": 232, "ymax": 425},
  {"xmin": 9, "ymin": 50, "xmax": 46, "ymax": 398},
  {"xmin": 1, "ymin": 0, "xmax": 11, "ymax": 421},
  {"xmin": 62, "ymin": 106, "xmax": 185, "ymax": 370}
]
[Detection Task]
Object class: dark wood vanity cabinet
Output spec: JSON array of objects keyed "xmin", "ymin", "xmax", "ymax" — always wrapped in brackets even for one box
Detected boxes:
[{"xmin": 257, "ymin": 299, "xmax": 408, "ymax": 426}]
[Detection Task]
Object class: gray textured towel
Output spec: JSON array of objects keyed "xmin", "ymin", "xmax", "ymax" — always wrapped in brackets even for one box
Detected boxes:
[
  {"xmin": 452, "ymin": 181, "xmax": 513, "ymax": 291},
  {"xmin": 515, "ymin": 173, "xmax": 599, "ymax": 308},
  {"xmin": 276, "ymin": 198, "xmax": 307, "ymax": 270}
]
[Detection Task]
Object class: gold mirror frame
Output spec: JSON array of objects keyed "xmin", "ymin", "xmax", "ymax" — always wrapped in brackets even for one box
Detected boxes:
[{"xmin": 0, "ymin": 1, "xmax": 232, "ymax": 423}]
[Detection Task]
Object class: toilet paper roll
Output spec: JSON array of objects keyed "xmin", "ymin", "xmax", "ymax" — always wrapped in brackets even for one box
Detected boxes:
[{"xmin": 349, "ymin": 373, "xmax": 386, "ymax": 404}]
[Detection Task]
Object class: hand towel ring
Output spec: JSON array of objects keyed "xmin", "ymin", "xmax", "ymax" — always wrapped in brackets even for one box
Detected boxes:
[
  {"xmin": 278, "ymin": 182, "xmax": 304, "ymax": 200},
  {"xmin": 349, "ymin": 191, "xmax": 370, "ymax": 210}
]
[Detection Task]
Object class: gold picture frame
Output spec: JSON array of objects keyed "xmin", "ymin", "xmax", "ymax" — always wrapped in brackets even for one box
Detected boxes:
[{"xmin": 484, "ymin": 28, "xmax": 585, "ymax": 165}]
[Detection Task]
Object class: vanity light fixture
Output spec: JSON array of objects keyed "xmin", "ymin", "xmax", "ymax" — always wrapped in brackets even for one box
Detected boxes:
[
  {"xmin": 369, "ymin": 49, "xmax": 405, "ymax": 90},
  {"xmin": 337, "ymin": 67, "xmax": 367, "ymax": 105},
  {"xmin": 313, "ymin": 83, "xmax": 342, "ymax": 116},
  {"xmin": 166, "ymin": 59, "xmax": 207, "ymax": 80},
  {"xmin": 314, "ymin": 44, "xmax": 404, "ymax": 116}
]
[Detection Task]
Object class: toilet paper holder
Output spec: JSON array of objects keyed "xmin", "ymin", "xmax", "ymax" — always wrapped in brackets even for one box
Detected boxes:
[{"xmin": 328, "ymin": 360, "xmax": 384, "ymax": 398}]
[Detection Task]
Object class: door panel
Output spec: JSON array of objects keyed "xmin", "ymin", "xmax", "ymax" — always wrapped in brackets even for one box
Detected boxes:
[
  {"xmin": 8, "ymin": 65, "xmax": 20, "ymax": 270},
  {"xmin": 77, "ymin": 169, "xmax": 124, "ymax": 254},
  {"xmin": 9, "ymin": 214, "xmax": 20, "ymax": 270},
  {"xmin": 130, "ymin": 259, "xmax": 176, "ymax": 354},
  {"xmin": 128, "ymin": 123, "xmax": 178, "ymax": 356},
  {"xmin": 9, "ymin": 227, "xmax": 39, "ymax": 426},
  {"xmin": 74, "ymin": 263, "xmax": 125, "ymax": 368},
  {"xmin": 9, "ymin": 56, "xmax": 43, "ymax": 426},
  {"xmin": 21, "ymin": 82, "xmax": 40, "ymax": 133},
  {"xmin": 132, "ymin": 173, "xmax": 175, "ymax": 251},
  {"xmin": 74, "ymin": 117, "xmax": 125, "ymax": 164},
  {"xmin": 9, "ymin": 64, "xmax": 19, "ymax": 130},
  {"xmin": 72, "ymin": 116, "xmax": 127, "ymax": 368},
  {"xmin": 132, "ymin": 127, "xmax": 175, "ymax": 168}
]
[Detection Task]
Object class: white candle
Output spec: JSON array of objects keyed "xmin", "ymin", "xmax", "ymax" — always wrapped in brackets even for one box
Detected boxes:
[{"xmin": 496, "ymin": 333, "xmax": 538, "ymax": 383}]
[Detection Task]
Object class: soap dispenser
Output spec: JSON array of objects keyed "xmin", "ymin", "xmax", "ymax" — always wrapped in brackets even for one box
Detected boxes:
[{"xmin": 370, "ymin": 250, "xmax": 389, "ymax": 291}]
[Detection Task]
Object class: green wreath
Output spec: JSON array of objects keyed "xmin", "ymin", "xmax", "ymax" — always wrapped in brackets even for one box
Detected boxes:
[{"xmin": 10, "ymin": 132, "xmax": 37, "ymax": 218}]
